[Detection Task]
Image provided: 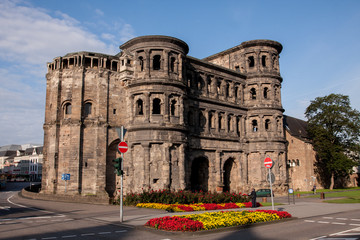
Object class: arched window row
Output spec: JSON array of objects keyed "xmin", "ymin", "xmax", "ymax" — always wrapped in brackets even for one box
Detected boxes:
[
  {"xmin": 244, "ymin": 51, "xmax": 279, "ymax": 72},
  {"xmin": 186, "ymin": 71, "xmax": 245, "ymax": 104},
  {"xmin": 48, "ymin": 55, "xmax": 119, "ymax": 72},
  {"xmin": 62, "ymin": 100, "xmax": 94, "ymax": 119},
  {"xmin": 135, "ymin": 50, "xmax": 180, "ymax": 73},
  {"xmin": 133, "ymin": 94, "xmax": 181, "ymax": 118},
  {"xmin": 187, "ymin": 108, "xmax": 244, "ymax": 136},
  {"xmin": 247, "ymin": 84, "xmax": 279, "ymax": 101},
  {"xmin": 287, "ymin": 159, "xmax": 300, "ymax": 167},
  {"xmin": 249, "ymin": 117, "xmax": 277, "ymax": 133}
]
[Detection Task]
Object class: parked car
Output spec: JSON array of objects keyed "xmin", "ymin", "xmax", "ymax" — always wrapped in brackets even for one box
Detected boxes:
[{"xmin": 256, "ymin": 189, "xmax": 274, "ymax": 197}]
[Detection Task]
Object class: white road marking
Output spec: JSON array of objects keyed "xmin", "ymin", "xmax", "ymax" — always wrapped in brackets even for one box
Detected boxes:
[
  {"xmin": 350, "ymin": 223, "xmax": 360, "ymax": 226},
  {"xmin": 42, "ymin": 237, "xmax": 57, "ymax": 240},
  {"xmin": 329, "ymin": 227, "xmax": 360, "ymax": 236},
  {"xmin": 115, "ymin": 230, "xmax": 127, "ymax": 233},
  {"xmin": 331, "ymin": 222, "xmax": 346, "ymax": 225},
  {"xmin": 323, "ymin": 217, "xmax": 333, "ymax": 219},
  {"xmin": 61, "ymin": 235, "xmax": 76, "ymax": 238},
  {"xmin": 98, "ymin": 232, "xmax": 111, "ymax": 234},
  {"xmin": 351, "ymin": 219, "xmax": 360, "ymax": 221},
  {"xmin": 305, "ymin": 220, "xmax": 315, "ymax": 222},
  {"xmin": 0, "ymin": 206, "xmax": 11, "ymax": 210},
  {"xmin": 81, "ymin": 233, "xmax": 95, "ymax": 236},
  {"xmin": 335, "ymin": 218, "xmax": 348, "ymax": 220},
  {"xmin": 309, "ymin": 236, "xmax": 326, "ymax": 240},
  {"xmin": 7, "ymin": 195, "xmax": 65, "ymax": 217},
  {"xmin": 318, "ymin": 221, "xmax": 330, "ymax": 224}
]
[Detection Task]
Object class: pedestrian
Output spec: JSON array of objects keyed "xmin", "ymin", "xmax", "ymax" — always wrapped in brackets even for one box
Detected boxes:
[
  {"xmin": 250, "ymin": 188, "xmax": 257, "ymax": 208},
  {"xmin": 313, "ymin": 184, "xmax": 316, "ymax": 194}
]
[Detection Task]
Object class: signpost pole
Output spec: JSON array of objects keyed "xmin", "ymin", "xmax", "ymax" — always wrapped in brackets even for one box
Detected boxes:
[
  {"xmin": 120, "ymin": 126, "xmax": 124, "ymax": 223},
  {"xmin": 269, "ymin": 168, "xmax": 274, "ymax": 210}
]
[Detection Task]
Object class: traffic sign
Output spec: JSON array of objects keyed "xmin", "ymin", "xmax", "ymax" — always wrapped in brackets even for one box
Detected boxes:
[
  {"xmin": 264, "ymin": 157, "xmax": 273, "ymax": 169},
  {"xmin": 118, "ymin": 141, "xmax": 128, "ymax": 153},
  {"xmin": 61, "ymin": 173, "xmax": 70, "ymax": 181},
  {"xmin": 266, "ymin": 172, "xmax": 275, "ymax": 183}
]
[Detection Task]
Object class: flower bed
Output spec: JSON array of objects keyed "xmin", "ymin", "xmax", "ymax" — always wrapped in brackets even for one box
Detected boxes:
[
  {"xmin": 137, "ymin": 201, "xmax": 262, "ymax": 212},
  {"xmin": 124, "ymin": 189, "xmax": 250, "ymax": 205},
  {"xmin": 145, "ymin": 210, "xmax": 292, "ymax": 231}
]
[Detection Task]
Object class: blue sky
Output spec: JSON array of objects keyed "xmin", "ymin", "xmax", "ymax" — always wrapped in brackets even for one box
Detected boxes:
[{"xmin": 0, "ymin": 0, "xmax": 359, "ymax": 146}]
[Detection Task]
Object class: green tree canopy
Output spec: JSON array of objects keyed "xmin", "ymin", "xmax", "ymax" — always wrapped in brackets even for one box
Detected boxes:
[{"xmin": 305, "ymin": 93, "xmax": 360, "ymax": 189}]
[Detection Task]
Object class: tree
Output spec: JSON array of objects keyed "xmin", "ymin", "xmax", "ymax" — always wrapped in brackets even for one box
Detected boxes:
[{"xmin": 305, "ymin": 94, "xmax": 360, "ymax": 189}]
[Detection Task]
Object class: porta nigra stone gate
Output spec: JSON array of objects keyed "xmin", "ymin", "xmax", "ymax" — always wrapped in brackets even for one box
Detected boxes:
[{"xmin": 42, "ymin": 35, "xmax": 288, "ymax": 199}]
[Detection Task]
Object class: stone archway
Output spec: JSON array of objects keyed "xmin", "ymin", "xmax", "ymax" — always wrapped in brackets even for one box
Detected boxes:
[
  {"xmin": 223, "ymin": 158, "xmax": 239, "ymax": 192},
  {"xmin": 105, "ymin": 140, "xmax": 119, "ymax": 197},
  {"xmin": 190, "ymin": 157, "xmax": 209, "ymax": 192}
]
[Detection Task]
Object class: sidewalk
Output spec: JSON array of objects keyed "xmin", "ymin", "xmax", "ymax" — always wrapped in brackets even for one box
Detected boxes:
[{"xmin": 95, "ymin": 195, "xmax": 360, "ymax": 227}]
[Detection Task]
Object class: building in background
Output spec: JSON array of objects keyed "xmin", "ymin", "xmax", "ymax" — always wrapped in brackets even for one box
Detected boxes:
[{"xmin": 0, "ymin": 145, "xmax": 43, "ymax": 181}]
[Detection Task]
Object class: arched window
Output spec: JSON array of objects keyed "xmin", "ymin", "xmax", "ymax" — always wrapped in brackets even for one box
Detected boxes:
[
  {"xmin": 136, "ymin": 99, "xmax": 143, "ymax": 115},
  {"xmin": 170, "ymin": 57, "xmax": 176, "ymax": 72},
  {"xmin": 234, "ymin": 86, "xmax": 238, "ymax": 99},
  {"xmin": 262, "ymin": 55, "xmax": 267, "ymax": 67},
  {"xmin": 296, "ymin": 159, "xmax": 300, "ymax": 166},
  {"xmin": 250, "ymin": 88, "xmax": 257, "ymax": 100},
  {"xmin": 207, "ymin": 77, "xmax": 211, "ymax": 93},
  {"xmin": 138, "ymin": 56, "xmax": 144, "ymax": 71},
  {"xmin": 64, "ymin": 103, "xmax": 72, "ymax": 115},
  {"xmin": 252, "ymin": 120, "xmax": 258, "ymax": 132},
  {"xmin": 265, "ymin": 119, "xmax": 270, "ymax": 131},
  {"xmin": 84, "ymin": 102, "xmax": 92, "ymax": 117},
  {"xmin": 225, "ymin": 82, "xmax": 229, "ymax": 98},
  {"xmin": 248, "ymin": 56, "xmax": 255, "ymax": 68},
  {"xmin": 153, "ymin": 55, "xmax": 161, "ymax": 70},
  {"xmin": 264, "ymin": 87, "xmax": 268, "ymax": 99},
  {"xmin": 218, "ymin": 114, "xmax": 223, "ymax": 129},
  {"xmin": 209, "ymin": 112, "xmax": 214, "ymax": 128},
  {"xmin": 170, "ymin": 99, "xmax": 177, "ymax": 116},
  {"xmin": 152, "ymin": 98, "xmax": 161, "ymax": 114},
  {"xmin": 227, "ymin": 116, "xmax": 232, "ymax": 132}
]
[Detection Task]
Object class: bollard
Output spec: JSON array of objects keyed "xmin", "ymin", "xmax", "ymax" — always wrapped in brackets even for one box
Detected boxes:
[
  {"xmin": 320, "ymin": 192, "xmax": 325, "ymax": 199},
  {"xmin": 262, "ymin": 197, "xmax": 267, "ymax": 203}
]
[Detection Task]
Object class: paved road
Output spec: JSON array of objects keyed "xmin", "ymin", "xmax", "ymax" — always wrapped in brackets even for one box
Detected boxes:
[{"xmin": 1, "ymin": 182, "xmax": 360, "ymax": 240}]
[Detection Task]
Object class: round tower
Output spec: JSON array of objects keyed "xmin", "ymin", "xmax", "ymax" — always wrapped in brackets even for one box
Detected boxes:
[
  {"xmin": 119, "ymin": 36, "xmax": 189, "ymax": 192},
  {"xmin": 240, "ymin": 40, "xmax": 287, "ymax": 191}
]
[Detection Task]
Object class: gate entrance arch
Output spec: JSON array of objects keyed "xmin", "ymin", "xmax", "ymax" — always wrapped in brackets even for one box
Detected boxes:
[
  {"xmin": 190, "ymin": 157, "xmax": 209, "ymax": 192},
  {"xmin": 105, "ymin": 140, "xmax": 120, "ymax": 197},
  {"xmin": 223, "ymin": 158, "xmax": 239, "ymax": 192}
]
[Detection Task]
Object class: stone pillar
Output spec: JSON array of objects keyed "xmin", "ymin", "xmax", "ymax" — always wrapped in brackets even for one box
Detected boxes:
[
  {"xmin": 142, "ymin": 143, "xmax": 150, "ymax": 188},
  {"xmin": 215, "ymin": 150, "xmax": 223, "ymax": 192},
  {"xmin": 215, "ymin": 111, "xmax": 219, "ymax": 133},
  {"xmin": 204, "ymin": 110, "xmax": 209, "ymax": 134},
  {"xmin": 129, "ymin": 95, "xmax": 134, "ymax": 123},
  {"xmin": 261, "ymin": 152, "xmax": 266, "ymax": 183},
  {"xmin": 179, "ymin": 96, "xmax": 184, "ymax": 125},
  {"xmin": 163, "ymin": 50, "xmax": 169, "ymax": 75},
  {"xmin": 164, "ymin": 93, "xmax": 169, "ymax": 123},
  {"xmin": 179, "ymin": 143, "xmax": 186, "ymax": 189},
  {"xmin": 163, "ymin": 143, "xmax": 171, "ymax": 189},
  {"xmin": 144, "ymin": 93, "xmax": 150, "ymax": 123},
  {"xmin": 242, "ymin": 152, "xmax": 248, "ymax": 184},
  {"xmin": 145, "ymin": 50, "xmax": 150, "ymax": 77}
]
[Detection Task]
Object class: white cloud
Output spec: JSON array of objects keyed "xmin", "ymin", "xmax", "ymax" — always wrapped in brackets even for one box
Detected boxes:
[{"xmin": 0, "ymin": 0, "xmax": 135, "ymax": 146}]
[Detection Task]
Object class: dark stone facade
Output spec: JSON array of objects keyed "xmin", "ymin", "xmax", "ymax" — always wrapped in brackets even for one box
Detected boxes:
[{"xmin": 42, "ymin": 35, "xmax": 288, "ymax": 199}]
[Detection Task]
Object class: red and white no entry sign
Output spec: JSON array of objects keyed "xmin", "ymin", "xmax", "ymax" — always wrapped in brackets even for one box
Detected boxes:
[
  {"xmin": 118, "ymin": 141, "xmax": 128, "ymax": 153},
  {"xmin": 264, "ymin": 157, "xmax": 273, "ymax": 169}
]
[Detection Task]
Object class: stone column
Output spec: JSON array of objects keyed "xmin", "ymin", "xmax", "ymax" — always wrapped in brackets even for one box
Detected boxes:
[
  {"xmin": 242, "ymin": 152, "xmax": 248, "ymax": 184},
  {"xmin": 204, "ymin": 110, "xmax": 209, "ymax": 134},
  {"xmin": 163, "ymin": 50, "xmax": 169, "ymax": 75},
  {"xmin": 179, "ymin": 143, "xmax": 186, "ymax": 189},
  {"xmin": 164, "ymin": 93, "xmax": 169, "ymax": 123},
  {"xmin": 144, "ymin": 93, "xmax": 150, "ymax": 123},
  {"xmin": 129, "ymin": 95, "xmax": 134, "ymax": 123},
  {"xmin": 163, "ymin": 143, "xmax": 171, "ymax": 189},
  {"xmin": 142, "ymin": 143, "xmax": 150, "ymax": 188},
  {"xmin": 215, "ymin": 150, "xmax": 223, "ymax": 192},
  {"xmin": 261, "ymin": 152, "xmax": 266, "ymax": 183},
  {"xmin": 145, "ymin": 50, "xmax": 150, "ymax": 77},
  {"xmin": 179, "ymin": 96, "xmax": 184, "ymax": 125}
]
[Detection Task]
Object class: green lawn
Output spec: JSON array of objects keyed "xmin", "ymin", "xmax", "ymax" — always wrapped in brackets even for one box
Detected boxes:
[{"xmin": 303, "ymin": 188, "xmax": 360, "ymax": 203}]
